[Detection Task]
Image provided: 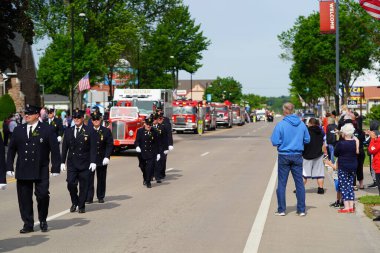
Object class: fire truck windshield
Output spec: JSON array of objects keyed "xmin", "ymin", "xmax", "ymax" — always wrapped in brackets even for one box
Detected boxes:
[
  {"xmin": 215, "ymin": 106, "xmax": 228, "ymax": 112},
  {"xmin": 134, "ymin": 101, "xmax": 155, "ymax": 115},
  {"xmin": 110, "ymin": 107, "xmax": 139, "ymax": 119},
  {"xmin": 173, "ymin": 106, "xmax": 197, "ymax": 115}
]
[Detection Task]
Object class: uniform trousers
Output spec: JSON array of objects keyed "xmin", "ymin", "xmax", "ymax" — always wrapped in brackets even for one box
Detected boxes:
[
  {"xmin": 155, "ymin": 152, "xmax": 165, "ymax": 180},
  {"xmin": 87, "ymin": 165, "xmax": 108, "ymax": 201},
  {"xmin": 67, "ymin": 168, "xmax": 89, "ymax": 209},
  {"xmin": 141, "ymin": 158, "xmax": 155, "ymax": 183},
  {"xmin": 17, "ymin": 179, "xmax": 50, "ymax": 229},
  {"xmin": 160, "ymin": 153, "xmax": 168, "ymax": 178}
]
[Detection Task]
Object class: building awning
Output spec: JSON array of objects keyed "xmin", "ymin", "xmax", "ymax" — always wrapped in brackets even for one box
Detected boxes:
[{"xmin": 364, "ymin": 87, "xmax": 380, "ymax": 99}]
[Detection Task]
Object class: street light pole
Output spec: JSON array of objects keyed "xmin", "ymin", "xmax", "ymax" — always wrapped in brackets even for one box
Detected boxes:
[
  {"xmin": 70, "ymin": 1, "xmax": 75, "ymax": 114},
  {"xmin": 335, "ymin": 0, "xmax": 340, "ymax": 113}
]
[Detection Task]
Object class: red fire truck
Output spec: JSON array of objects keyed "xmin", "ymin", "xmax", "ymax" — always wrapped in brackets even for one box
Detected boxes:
[
  {"xmin": 232, "ymin": 105, "xmax": 245, "ymax": 126},
  {"xmin": 203, "ymin": 101, "xmax": 217, "ymax": 131},
  {"xmin": 172, "ymin": 100, "xmax": 205, "ymax": 134},
  {"xmin": 108, "ymin": 106, "xmax": 144, "ymax": 152},
  {"xmin": 211, "ymin": 101, "xmax": 233, "ymax": 128}
]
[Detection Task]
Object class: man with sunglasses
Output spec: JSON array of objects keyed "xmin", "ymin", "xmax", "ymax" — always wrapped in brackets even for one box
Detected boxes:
[
  {"xmin": 86, "ymin": 112, "xmax": 113, "ymax": 204},
  {"xmin": 6, "ymin": 105, "xmax": 61, "ymax": 233},
  {"xmin": 61, "ymin": 109, "xmax": 97, "ymax": 213}
]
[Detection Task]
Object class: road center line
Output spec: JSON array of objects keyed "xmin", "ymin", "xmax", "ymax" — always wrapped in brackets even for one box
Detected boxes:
[
  {"xmin": 200, "ymin": 152, "xmax": 210, "ymax": 157},
  {"xmin": 34, "ymin": 209, "xmax": 70, "ymax": 226},
  {"xmin": 243, "ymin": 160, "xmax": 277, "ymax": 253},
  {"xmin": 167, "ymin": 168, "xmax": 174, "ymax": 172}
]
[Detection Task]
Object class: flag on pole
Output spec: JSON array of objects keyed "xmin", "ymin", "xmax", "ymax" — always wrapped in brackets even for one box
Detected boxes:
[
  {"xmin": 297, "ymin": 93, "xmax": 306, "ymax": 106},
  {"xmin": 78, "ymin": 72, "xmax": 90, "ymax": 91},
  {"xmin": 360, "ymin": 0, "xmax": 380, "ymax": 20}
]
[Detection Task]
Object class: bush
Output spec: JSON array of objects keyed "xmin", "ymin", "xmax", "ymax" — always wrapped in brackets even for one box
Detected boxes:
[
  {"xmin": 0, "ymin": 94, "xmax": 16, "ymax": 121},
  {"xmin": 367, "ymin": 104, "xmax": 380, "ymax": 121}
]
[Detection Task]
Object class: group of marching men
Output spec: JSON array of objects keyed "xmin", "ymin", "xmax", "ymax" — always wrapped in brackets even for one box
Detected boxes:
[{"xmin": 0, "ymin": 104, "xmax": 173, "ymax": 234}]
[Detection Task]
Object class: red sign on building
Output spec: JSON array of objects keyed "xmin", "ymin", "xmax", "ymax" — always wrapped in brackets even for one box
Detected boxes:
[{"xmin": 320, "ymin": 1, "xmax": 336, "ymax": 34}]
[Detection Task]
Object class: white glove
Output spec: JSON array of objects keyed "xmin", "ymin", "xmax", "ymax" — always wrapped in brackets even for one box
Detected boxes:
[
  {"xmin": 156, "ymin": 154, "xmax": 161, "ymax": 161},
  {"xmin": 89, "ymin": 163, "xmax": 97, "ymax": 172},
  {"xmin": 0, "ymin": 184, "xmax": 6, "ymax": 190},
  {"xmin": 7, "ymin": 171, "xmax": 14, "ymax": 177},
  {"xmin": 57, "ymin": 136, "xmax": 62, "ymax": 143},
  {"xmin": 51, "ymin": 173, "xmax": 59, "ymax": 177},
  {"xmin": 136, "ymin": 146, "xmax": 141, "ymax": 153},
  {"xmin": 102, "ymin": 157, "xmax": 110, "ymax": 166},
  {"xmin": 60, "ymin": 163, "xmax": 66, "ymax": 172},
  {"xmin": 168, "ymin": 145, "xmax": 174, "ymax": 151},
  {"xmin": 164, "ymin": 150, "xmax": 169, "ymax": 155}
]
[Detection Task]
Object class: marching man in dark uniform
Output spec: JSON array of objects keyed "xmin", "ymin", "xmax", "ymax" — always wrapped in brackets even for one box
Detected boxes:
[
  {"xmin": 6, "ymin": 105, "xmax": 61, "ymax": 233},
  {"xmin": 152, "ymin": 113, "xmax": 169, "ymax": 183},
  {"xmin": 0, "ymin": 132, "xmax": 6, "ymax": 190},
  {"xmin": 61, "ymin": 109, "xmax": 97, "ymax": 213},
  {"xmin": 135, "ymin": 115, "xmax": 160, "ymax": 188},
  {"xmin": 47, "ymin": 108, "xmax": 64, "ymax": 143},
  {"xmin": 156, "ymin": 109, "xmax": 174, "ymax": 179},
  {"xmin": 86, "ymin": 112, "xmax": 113, "ymax": 203}
]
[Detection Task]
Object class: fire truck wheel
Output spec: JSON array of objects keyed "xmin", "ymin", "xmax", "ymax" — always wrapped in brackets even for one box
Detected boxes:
[{"xmin": 177, "ymin": 130, "xmax": 184, "ymax": 134}]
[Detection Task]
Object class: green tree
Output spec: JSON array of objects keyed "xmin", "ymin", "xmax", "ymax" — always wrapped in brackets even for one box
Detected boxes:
[
  {"xmin": 0, "ymin": 0, "xmax": 34, "ymax": 71},
  {"xmin": 367, "ymin": 104, "xmax": 380, "ymax": 121},
  {"xmin": 241, "ymin": 94, "xmax": 266, "ymax": 109},
  {"xmin": 205, "ymin": 77, "xmax": 242, "ymax": 104},
  {"xmin": 0, "ymin": 94, "xmax": 16, "ymax": 121},
  {"xmin": 278, "ymin": 0, "xmax": 379, "ymax": 105}
]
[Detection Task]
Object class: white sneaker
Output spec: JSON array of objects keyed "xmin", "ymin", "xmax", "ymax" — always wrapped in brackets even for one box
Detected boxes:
[
  {"xmin": 274, "ymin": 212, "xmax": 286, "ymax": 216},
  {"xmin": 298, "ymin": 212, "xmax": 306, "ymax": 217}
]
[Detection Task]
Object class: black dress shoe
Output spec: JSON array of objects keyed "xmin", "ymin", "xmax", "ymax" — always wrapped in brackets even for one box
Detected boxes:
[
  {"xmin": 373, "ymin": 216, "xmax": 380, "ymax": 221},
  {"xmin": 98, "ymin": 199, "xmax": 104, "ymax": 203},
  {"xmin": 86, "ymin": 200, "xmax": 93, "ymax": 204},
  {"xmin": 20, "ymin": 228, "xmax": 34, "ymax": 234},
  {"xmin": 40, "ymin": 222, "xmax": 48, "ymax": 232},
  {"xmin": 78, "ymin": 208, "xmax": 86, "ymax": 213},
  {"xmin": 156, "ymin": 180, "xmax": 162, "ymax": 183},
  {"xmin": 70, "ymin": 204, "xmax": 77, "ymax": 213},
  {"xmin": 147, "ymin": 183, "xmax": 152, "ymax": 188},
  {"xmin": 143, "ymin": 180, "xmax": 147, "ymax": 186}
]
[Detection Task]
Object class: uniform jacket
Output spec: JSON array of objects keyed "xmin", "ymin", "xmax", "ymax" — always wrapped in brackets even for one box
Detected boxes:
[
  {"xmin": 61, "ymin": 125, "xmax": 97, "ymax": 170},
  {"xmin": 48, "ymin": 117, "xmax": 64, "ymax": 137},
  {"xmin": 134, "ymin": 127, "xmax": 159, "ymax": 160},
  {"xmin": 162, "ymin": 117, "xmax": 173, "ymax": 146},
  {"xmin": 93, "ymin": 126, "xmax": 113, "ymax": 166},
  {"xmin": 153, "ymin": 123, "xmax": 169, "ymax": 153},
  {"xmin": 7, "ymin": 122, "xmax": 61, "ymax": 180},
  {"xmin": 0, "ymin": 133, "xmax": 5, "ymax": 183},
  {"xmin": 368, "ymin": 137, "xmax": 380, "ymax": 173}
]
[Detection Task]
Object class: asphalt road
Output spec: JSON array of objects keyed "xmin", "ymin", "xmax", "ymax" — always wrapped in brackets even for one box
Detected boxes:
[{"xmin": 1, "ymin": 120, "xmax": 379, "ymax": 253}]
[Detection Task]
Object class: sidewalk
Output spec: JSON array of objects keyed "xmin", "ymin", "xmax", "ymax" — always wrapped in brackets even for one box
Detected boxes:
[{"xmin": 258, "ymin": 165, "xmax": 380, "ymax": 253}]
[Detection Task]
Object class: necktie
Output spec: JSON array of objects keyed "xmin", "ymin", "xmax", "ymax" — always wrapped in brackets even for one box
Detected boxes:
[
  {"xmin": 75, "ymin": 127, "xmax": 79, "ymax": 138},
  {"xmin": 28, "ymin": 126, "xmax": 33, "ymax": 139}
]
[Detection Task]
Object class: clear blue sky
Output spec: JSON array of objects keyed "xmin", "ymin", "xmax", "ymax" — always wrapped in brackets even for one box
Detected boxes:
[
  {"xmin": 179, "ymin": 0, "xmax": 319, "ymax": 97},
  {"xmin": 33, "ymin": 1, "xmax": 319, "ymax": 97}
]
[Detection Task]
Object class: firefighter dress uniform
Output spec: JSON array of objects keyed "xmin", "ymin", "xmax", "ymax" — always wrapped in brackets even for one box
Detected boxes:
[
  {"xmin": 135, "ymin": 116, "xmax": 159, "ymax": 188},
  {"xmin": 6, "ymin": 105, "xmax": 61, "ymax": 233},
  {"xmin": 86, "ymin": 112, "xmax": 113, "ymax": 203},
  {"xmin": 0, "ymin": 132, "xmax": 6, "ymax": 189},
  {"xmin": 47, "ymin": 108, "xmax": 64, "ymax": 142},
  {"xmin": 156, "ymin": 110, "xmax": 173, "ymax": 179},
  {"xmin": 153, "ymin": 114, "xmax": 169, "ymax": 182},
  {"xmin": 61, "ymin": 109, "xmax": 97, "ymax": 213}
]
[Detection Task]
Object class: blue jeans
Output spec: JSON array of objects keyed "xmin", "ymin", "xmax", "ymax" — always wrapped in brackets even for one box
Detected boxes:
[
  {"xmin": 277, "ymin": 154, "xmax": 306, "ymax": 213},
  {"xmin": 327, "ymin": 144, "xmax": 335, "ymax": 163}
]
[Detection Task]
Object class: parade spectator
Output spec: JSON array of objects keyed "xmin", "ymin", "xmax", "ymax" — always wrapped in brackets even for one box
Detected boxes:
[
  {"xmin": 326, "ymin": 117, "xmax": 338, "ymax": 163},
  {"xmin": 302, "ymin": 118, "xmax": 327, "ymax": 194},
  {"xmin": 353, "ymin": 118, "xmax": 366, "ymax": 190},
  {"xmin": 366, "ymin": 120, "xmax": 380, "ymax": 188},
  {"xmin": 353, "ymin": 111, "xmax": 363, "ymax": 131},
  {"xmin": 0, "ymin": 132, "xmax": 5, "ymax": 190},
  {"xmin": 324, "ymin": 159, "xmax": 343, "ymax": 208},
  {"xmin": 2, "ymin": 114, "xmax": 11, "ymax": 146},
  {"xmin": 271, "ymin": 102, "xmax": 310, "ymax": 216},
  {"xmin": 322, "ymin": 112, "xmax": 331, "ymax": 133},
  {"xmin": 334, "ymin": 123, "xmax": 358, "ymax": 213},
  {"xmin": 8, "ymin": 115, "xmax": 17, "ymax": 139},
  {"xmin": 367, "ymin": 129, "xmax": 380, "ymax": 197}
]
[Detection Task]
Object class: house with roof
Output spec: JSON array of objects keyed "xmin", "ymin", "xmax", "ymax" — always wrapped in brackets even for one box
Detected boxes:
[
  {"xmin": 364, "ymin": 87, "xmax": 380, "ymax": 112},
  {"xmin": 176, "ymin": 79, "xmax": 214, "ymax": 101}
]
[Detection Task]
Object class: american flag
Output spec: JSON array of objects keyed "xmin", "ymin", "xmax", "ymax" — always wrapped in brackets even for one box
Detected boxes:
[
  {"xmin": 360, "ymin": 0, "xmax": 380, "ymax": 20},
  {"xmin": 78, "ymin": 72, "xmax": 90, "ymax": 91}
]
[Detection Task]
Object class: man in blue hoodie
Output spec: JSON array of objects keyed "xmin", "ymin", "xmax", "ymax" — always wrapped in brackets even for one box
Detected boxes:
[{"xmin": 271, "ymin": 103, "xmax": 310, "ymax": 216}]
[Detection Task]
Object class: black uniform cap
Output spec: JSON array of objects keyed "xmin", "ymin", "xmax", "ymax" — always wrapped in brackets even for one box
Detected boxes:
[
  {"xmin": 48, "ymin": 108, "xmax": 55, "ymax": 114},
  {"xmin": 91, "ymin": 111, "xmax": 102, "ymax": 120},
  {"xmin": 72, "ymin": 109, "xmax": 85, "ymax": 118},
  {"xmin": 25, "ymin": 105, "xmax": 41, "ymax": 115},
  {"xmin": 145, "ymin": 115, "xmax": 154, "ymax": 126}
]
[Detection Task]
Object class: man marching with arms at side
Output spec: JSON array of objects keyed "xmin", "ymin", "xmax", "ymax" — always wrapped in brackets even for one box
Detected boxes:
[
  {"xmin": 86, "ymin": 112, "xmax": 113, "ymax": 203},
  {"xmin": 6, "ymin": 105, "xmax": 61, "ymax": 233},
  {"xmin": 61, "ymin": 109, "xmax": 97, "ymax": 213},
  {"xmin": 271, "ymin": 103, "xmax": 310, "ymax": 216},
  {"xmin": 153, "ymin": 113, "xmax": 169, "ymax": 183},
  {"xmin": 47, "ymin": 108, "xmax": 64, "ymax": 143},
  {"xmin": 156, "ymin": 109, "xmax": 173, "ymax": 179},
  {"xmin": 135, "ymin": 115, "xmax": 160, "ymax": 188}
]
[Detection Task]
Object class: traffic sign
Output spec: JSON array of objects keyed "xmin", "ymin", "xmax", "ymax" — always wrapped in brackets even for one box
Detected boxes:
[{"xmin": 347, "ymin": 99, "xmax": 357, "ymax": 106}]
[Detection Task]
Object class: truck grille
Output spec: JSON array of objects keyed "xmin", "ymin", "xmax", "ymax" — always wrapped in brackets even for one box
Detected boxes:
[
  {"xmin": 112, "ymin": 121, "xmax": 126, "ymax": 139},
  {"xmin": 176, "ymin": 117, "xmax": 186, "ymax": 125}
]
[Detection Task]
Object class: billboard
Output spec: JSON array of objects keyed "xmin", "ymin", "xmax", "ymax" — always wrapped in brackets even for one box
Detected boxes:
[{"xmin": 320, "ymin": 1, "xmax": 336, "ymax": 34}]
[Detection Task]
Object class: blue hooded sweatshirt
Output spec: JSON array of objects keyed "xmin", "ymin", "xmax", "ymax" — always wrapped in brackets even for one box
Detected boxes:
[{"xmin": 271, "ymin": 114, "xmax": 310, "ymax": 155}]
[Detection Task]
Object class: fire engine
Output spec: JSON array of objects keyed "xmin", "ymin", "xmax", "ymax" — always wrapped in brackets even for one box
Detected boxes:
[
  {"xmin": 211, "ymin": 101, "xmax": 233, "ymax": 128},
  {"xmin": 108, "ymin": 106, "xmax": 144, "ymax": 152},
  {"xmin": 202, "ymin": 101, "xmax": 217, "ymax": 131},
  {"xmin": 172, "ymin": 100, "xmax": 206, "ymax": 134},
  {"xmin": 113, "ymin": 89, "xmax": 173, "ymax": 120},
  {"xmin": 231, "ymin": 105, "xmax": 245, "ymax": 126}
]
